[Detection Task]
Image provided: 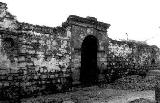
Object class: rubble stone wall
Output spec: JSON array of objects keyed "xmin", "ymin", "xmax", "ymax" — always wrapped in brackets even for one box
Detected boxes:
[
  {"xmin": 98, "ymin": 39, "xmax": 160, "ymax": 81},
  {"xmin": 0, "ymin": 2, "xmax": 160, "ymax": 87}
]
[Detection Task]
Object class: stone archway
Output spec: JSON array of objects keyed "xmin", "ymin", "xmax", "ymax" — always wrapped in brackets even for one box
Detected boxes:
[{"xmin": 80, "ymin": 35, "xmax": 99, "ymax": 84}]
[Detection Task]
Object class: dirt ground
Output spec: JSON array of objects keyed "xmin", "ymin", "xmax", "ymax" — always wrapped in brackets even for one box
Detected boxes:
[
  {"xmin": 21, "ymin": 86, "xmax": 155, "ymax": 103},
  {"xmin": 0, "ymin": 75, "xmax": 156, "ymax": 103}
]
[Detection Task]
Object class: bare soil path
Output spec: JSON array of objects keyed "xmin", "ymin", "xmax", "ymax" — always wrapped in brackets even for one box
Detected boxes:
[{"xmin": 21, "ymin": 85, "xmax": 155, "ymax": 103}]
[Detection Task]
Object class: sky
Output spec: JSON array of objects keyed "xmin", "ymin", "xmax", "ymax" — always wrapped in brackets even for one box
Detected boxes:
[{"xmin": 1, "ymin": 0, "xmax": 160, "ymax": 47}]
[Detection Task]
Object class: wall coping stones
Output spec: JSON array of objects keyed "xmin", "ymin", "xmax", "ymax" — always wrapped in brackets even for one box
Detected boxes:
[{"xmin": 66, "ymin": 15, "xmax": 110, "ymax": 32}]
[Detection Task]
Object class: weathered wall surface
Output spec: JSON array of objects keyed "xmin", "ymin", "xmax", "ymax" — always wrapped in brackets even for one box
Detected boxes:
[
  {"xmin": 0, "ymin": 2, "xmax": 160, "ymax": 88},
  {"xmin": 0, "ymin": 2, "xmax": 72, "ymax": 76},
  {"xmin": 0, "ymin": 32, "xmax": 19, "ymax": 73},
  {"xmin": 0, "ymin": 2, "xmax": 19, "ymax": 76},
  {"xmin": 68, "ymin": 16, "xmax": 110, "ymax": 83},
  {"xmin": 0, "ymin": 2, "xmax": 74, "ymax": 91},
  {"xmin": 0, "ymin": 26, "xmax": 72, "ymax": 76},
  {"xmin": 68, "ymin": 15, "xmax": 160, "ymax": 82},
  {"xmin": 1, "ymin": 1, "xmax": 160, "ymax": 99},
  {"xmin": 98, "ymin": 39, "xmax": 160, "ymax": 81},
  {"xmin": 17, "ymin": 25, "xmax": 71, "ymax": 73}
]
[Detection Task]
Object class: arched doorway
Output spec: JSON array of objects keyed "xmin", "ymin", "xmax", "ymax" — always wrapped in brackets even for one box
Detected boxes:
[{"xmin": 80, "ymin": 35, "xmax": 98, "ymax": 84}]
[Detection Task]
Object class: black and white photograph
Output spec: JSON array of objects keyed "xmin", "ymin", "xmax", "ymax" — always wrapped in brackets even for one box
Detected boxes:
[{"xmin": 0, "ymin": 0, "xmax": 160, "ymax": 102}]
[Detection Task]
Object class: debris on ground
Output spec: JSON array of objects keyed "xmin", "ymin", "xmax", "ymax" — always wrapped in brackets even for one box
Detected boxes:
[
  {"xmin": 21, "ymin": 75, "xmax": 158, "ymax": 103},
  {"xmin": 112, "ymin": 75, "xmax": 158, "ymax": 91}
]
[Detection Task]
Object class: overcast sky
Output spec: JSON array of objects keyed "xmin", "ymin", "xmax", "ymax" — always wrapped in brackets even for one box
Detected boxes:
[{"xmin": 2, "ymin": 0, "xmax": 160, "ymax": 47}]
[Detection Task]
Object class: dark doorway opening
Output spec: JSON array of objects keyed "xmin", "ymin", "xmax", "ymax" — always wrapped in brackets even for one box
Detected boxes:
[{"xmin": 80, "ymin": 35, "xmax": 98, "ymax": 85}]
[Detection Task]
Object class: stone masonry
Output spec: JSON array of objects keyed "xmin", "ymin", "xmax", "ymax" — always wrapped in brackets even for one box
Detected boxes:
[{"xmin": 0, "ymin": 2, "xmax": 160, "ymax": 90}]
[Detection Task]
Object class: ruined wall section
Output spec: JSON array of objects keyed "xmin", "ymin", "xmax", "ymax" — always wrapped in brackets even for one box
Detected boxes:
[
  {"xmin": 0, "ymin": 18, "xmax": 72, "ymax": 89},
  {"xmin": 15, "ymin": 24, "xmax": 72, "ymax": 77},
  {"xmin": 107, "ymin": 39, "xmax": 160, "ymax": 66},
  {"xmin": 0, "ymin": 2, "xmax": 72, "ymax": 76},
  {"xmin": 0, "ymin": 2, "xmax": 73, "ymax": 87},
  {"xmin": 99, "ymin": 38, "xmax": 160, "ymax": 81}
]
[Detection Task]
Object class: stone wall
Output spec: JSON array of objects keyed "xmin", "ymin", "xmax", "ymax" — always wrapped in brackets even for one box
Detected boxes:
[
  {"xmin": 0, "ymin": 2, "xmax": 160, "ymax": 90},
  {"xmin": 68, "ymin": 15, "xmax": 160, "ymax": 83},
  {"xmin": 0, "ymin": 3, "xmax": 74, "ymax": 93},
  {"xmin": 98, "ymin": 39, "xmax": 160, "ymax": 81},
  {"xmin": 69, "ymin": 15, "xmax": 110, "ymax": 83},
  {"xmin": 16, "ymin": 25, "xmax": 71, "ymax": 73},
  {"xmin": 1, "ymin": 27, "xmax": 72, "ymax": 76}
]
